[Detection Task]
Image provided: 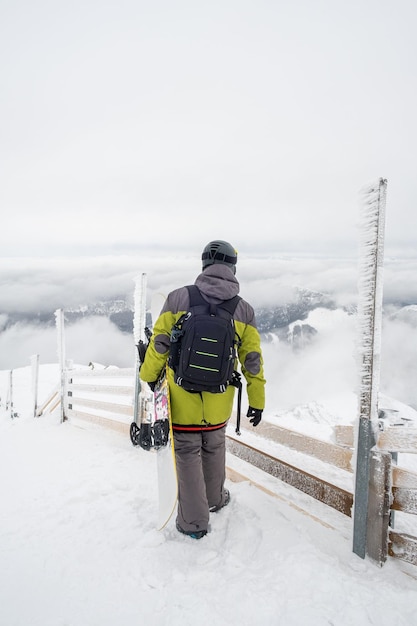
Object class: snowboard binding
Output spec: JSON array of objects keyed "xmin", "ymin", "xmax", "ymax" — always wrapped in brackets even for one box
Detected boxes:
[
  {"xmin": 130, "ymin": 420, "xmax": 170, "ymax": 451},
  {"xmin": 152, "ymin": 419, "xmax": 170, "ymax": 448}
]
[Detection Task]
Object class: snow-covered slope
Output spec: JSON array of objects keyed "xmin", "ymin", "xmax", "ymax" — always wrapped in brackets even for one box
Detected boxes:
[{"xmin": 1, "ymin": 364, "xmax": 417, "ymax": 626}]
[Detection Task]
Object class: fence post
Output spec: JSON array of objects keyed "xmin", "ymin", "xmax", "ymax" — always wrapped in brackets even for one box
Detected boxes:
[
  {"xmin": 366, "ymin": 450, "xmax": 392, "ymax": 565},
  {"xmin": 353, "ymin": 178, "xmax": 388, "ymax": 560},
  {"xmin": 55, "ymin": 309, "xmax": 66, "ymax": 423},
  {"xmin": 9, "ymin": 370, "xmax": 14, "ymax": 419},
  {"xmin": 133, "ymin": 273, "xmax": 147, "ymax": 424},
  {"xmin": 31, "ymin": 354, "xmax": 40, "ymax": 418}
]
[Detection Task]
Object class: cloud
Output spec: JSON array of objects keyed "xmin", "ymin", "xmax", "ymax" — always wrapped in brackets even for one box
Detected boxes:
[
  {"xmin": 383, "ymin": 260, "xmax": 417, "ymax": 303},
  {"xmin": 380, "ymin": 316, "xmax": 417, "ymax": 409},
  {"xmin": 262, "ymin": 308, "xmax": 357, "ymax": 415},
  {"xmin": 0, "ymin": 256, "xmax": 145, "ymax": 314},
  {"xmin": 1, "ymin": 254, "xmax": 416, "ymax": 319},
  {"xmin": 1, "ymin": 252, "xmax": 417, "ymax": 412},
  {"xmin": 64, "ymin": 317, "xmax": 134, "ymax": 368},
  {"xmin": 0, "ymin": 322, "xmax": 58, "ymax": 370},
  {"xmin": 0, "ymin": 317, "xmax": 134, "ymax": 371},
  {"xmin": 262, "ymin": 303, "xmax": 417, "ymax": 416},
  {"xmin": 0, "ymin": 315, "xmax": 7, "ymax": 332},
  {"xmin": 0, "ymin": 253, "xmax": 361, "ymax": 319}
]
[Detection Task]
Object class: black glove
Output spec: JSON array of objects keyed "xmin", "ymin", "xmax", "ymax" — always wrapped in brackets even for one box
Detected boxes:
[
  {"xmin": 138, "ymin": 423, "xmax": 153, "ymax": 451},
  {"xmin": 137, "ymin": 340, "xmax": 148, "ymax": 365},
  {"xmin": 247, "ymin": 406, "xmax": 263, "ymax": 427}
]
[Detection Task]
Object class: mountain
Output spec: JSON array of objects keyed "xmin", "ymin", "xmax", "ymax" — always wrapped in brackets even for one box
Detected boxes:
[
  {"xmin": 2, "ymin": 288, "xmax": 415, "ymax": 354},
  {"xmin": 2, "ymin": 299, "xmax": 133, "ymax": 332},
  {"xmin": 255, "ymin": 287, "xmax": 336, "ymax": 333},
  {"xmin": 65, "ymin": 300, "xmax": 134, "ymax": 333},
  {"xmin": 1, "ymin": 287, "xmax": 335, "ymax": 338},
  {"xmin": 389, "ymin": 304, "xmax": 417, "ymax": 327},
  {"xmin": 255, "ymin": 287, "xmax": 337, "ymax": 347}
]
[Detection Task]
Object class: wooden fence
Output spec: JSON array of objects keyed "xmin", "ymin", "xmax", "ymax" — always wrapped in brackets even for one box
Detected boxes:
[
  {"xmin": 47, "ymin": 366, "xmax": 417, "ymax": 568},
  {"xmin": 64, "ymin": 367, "xmax": 136, "ymax": 434},
  {"xmin": 334, "ymin": 422, "xmax": 417, "ymax": 566}
]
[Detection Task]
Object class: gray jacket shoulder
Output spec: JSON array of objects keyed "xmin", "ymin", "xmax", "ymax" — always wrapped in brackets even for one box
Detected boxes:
[
  {"xmin": 161, "ymin": 287, "xmax": 190, "ymax": 314},
  {"xmin": 234, "ymin": 298, "xmax": 257, "ymax": 328}
]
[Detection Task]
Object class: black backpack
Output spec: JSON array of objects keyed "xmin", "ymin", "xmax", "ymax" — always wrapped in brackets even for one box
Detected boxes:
[{"xmin": 169, "ymin": 285, "xmax": 241, "ymax": 393}]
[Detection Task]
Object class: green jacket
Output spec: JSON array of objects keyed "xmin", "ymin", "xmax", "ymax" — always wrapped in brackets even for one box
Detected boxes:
[{"xmin": 140, "ymin": 264, "xmax": 266, "ymax": 428}]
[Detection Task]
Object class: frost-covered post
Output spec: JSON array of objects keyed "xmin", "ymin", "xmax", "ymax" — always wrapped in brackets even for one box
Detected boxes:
[
  {"xmin": 353, "ymin": 178, "xmax": 388, "ymax": 561},
  {"xmin": 133, "ymin": 273, "xmax": 147, "ymax": 424},
  {"xmin": 55, "ymin": 309, "xmax": 66, "ymax": 423},
  {"xmin": 9, "ymin": 370, "xmax": 14, "ymax": 419},
  {"xmin": 31, "ymin": 354, "xmax": 40, "ymax": 418}
]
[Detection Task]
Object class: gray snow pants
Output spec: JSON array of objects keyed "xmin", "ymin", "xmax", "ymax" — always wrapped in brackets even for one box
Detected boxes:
[{"xmin": 173, "ymin": 427, "xmax": 228, "ymax": 534}]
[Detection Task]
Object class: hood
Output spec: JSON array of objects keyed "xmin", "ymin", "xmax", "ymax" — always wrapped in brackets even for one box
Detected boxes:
[{"xmin": 194, "ymin": 264, "xmax": 240, "ymax": 303}]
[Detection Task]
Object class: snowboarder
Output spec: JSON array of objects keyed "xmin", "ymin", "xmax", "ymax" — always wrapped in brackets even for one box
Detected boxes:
[{"xmin": 140, "ymin": 240, "xmax": 266, "ymax": 539}]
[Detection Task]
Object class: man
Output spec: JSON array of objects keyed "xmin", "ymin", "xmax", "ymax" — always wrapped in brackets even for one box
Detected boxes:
[{"xmin": 140, "ymin": 240, "xmax": 266, "ymax": 539}]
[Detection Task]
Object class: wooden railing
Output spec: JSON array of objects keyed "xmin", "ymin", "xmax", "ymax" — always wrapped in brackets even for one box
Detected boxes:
[
  {"xmin": 334, "ymin": 423, "xmax": 417, "ymax": 566},
  {"xmin": 64, "ymin": 367, "xmax": 135, "ymax": 434},
  {"xmin": 226, "ymin": 418, "xmax": 354, "ymax": 517}
]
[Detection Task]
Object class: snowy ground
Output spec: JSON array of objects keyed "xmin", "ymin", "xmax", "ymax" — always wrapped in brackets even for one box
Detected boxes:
[{"xmin": 1, "ymin": 365, "xmax": 417, "ymax": 626}]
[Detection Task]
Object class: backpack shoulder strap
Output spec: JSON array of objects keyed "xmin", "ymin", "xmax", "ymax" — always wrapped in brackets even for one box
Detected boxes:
[
  {"xmin": 186, "ymin": 285, "xmax": 241, "ymax": 316},
  {"xmin": 219, "ymin": 294, "xmax": 241, "ymax": 316},
  {"xmin": 186, "ymin": 285, "xmax": 207, "ymax": 307}
]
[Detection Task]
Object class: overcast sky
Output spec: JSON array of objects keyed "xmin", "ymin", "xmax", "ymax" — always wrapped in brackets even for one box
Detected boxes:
[{"xmin": 1, "ymin": 0, "xmax": 416, "ymax": 257}]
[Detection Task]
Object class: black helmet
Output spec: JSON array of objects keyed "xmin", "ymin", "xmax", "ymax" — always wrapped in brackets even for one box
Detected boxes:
[{"xmin": 202, "ymin": 240, "xmax": 238, "ymax": 273}]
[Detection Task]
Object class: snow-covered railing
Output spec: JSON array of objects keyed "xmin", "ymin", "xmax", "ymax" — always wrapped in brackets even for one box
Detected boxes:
[
  {"xmin": 241, "ymin": 418, "xmax": 354, "ymax": 472},
  {"xmin": 41, "ymin": 366, "xmax": 416, "ymax": 569},
  {"xmin": 60, "ymin": 369, "xmax": 356, "ymax": 517},
  {"xmin": 36, "ymin": 385, "xmax": 60, "ymax": 417},
  {"xmin": 335, "ymin": 421, "xmax": 417, "ymax": 566},
  {"xmin": 226, "ymin": 433, "xmax": 353, "ymax": 516},
  {"xmin": 58, "ymin": 362, "xmax": 417, "ymax": 568},
  {"xmin": 227, "ymin": 414, "xmax": 354, "ymax": 515},
  {"xmin": 227, "ymin": 417, "xmax": 417, "ymax": 567},
  {"xmin": 64, "ymin": 367, "xmax": 135, "ymax": 434}
]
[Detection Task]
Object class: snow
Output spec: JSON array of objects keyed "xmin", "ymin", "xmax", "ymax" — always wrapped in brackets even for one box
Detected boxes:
[{"xmin": 1, "ymin": 365, "xmax": 417, "ymax": 626}]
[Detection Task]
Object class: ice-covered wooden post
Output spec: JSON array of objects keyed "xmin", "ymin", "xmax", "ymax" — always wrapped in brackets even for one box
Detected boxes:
[
  {"xmin": 353, "ymin": 178, "xmax": 390, "ymax": 564},
  {"xmin": 133, "ymin": 273, "xmax": 147, "ymax": 424},
  {"xmin": 31, "ymin": 354, "xmax": 39, "ymax": 418},
  {"xmin": 55, "ymin": 309, "xmax": 66, "ymax": 423},
  {"xmin": 9, "ymin": 370, "xmax": 14, "ymax": 419}
]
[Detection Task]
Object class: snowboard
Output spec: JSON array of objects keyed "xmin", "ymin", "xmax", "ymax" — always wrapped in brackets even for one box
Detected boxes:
[
  {"xmin": 130, "ymin": 282, "xmax": 177, "ymax": 530},
  {"xmin": 130, "ymin": 370, "xmax": 178, "ymax": 530},
  {"xmin": 153, "ymin": 368, "xmax": 178, "ymax": 530}
]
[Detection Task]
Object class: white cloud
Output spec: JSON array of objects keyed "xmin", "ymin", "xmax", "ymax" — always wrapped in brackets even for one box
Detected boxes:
[
  {"xmin": 0, "ymin": 317, "xmax": 134, "ymax": 371},
  {"xmin": 1, "ymin": 252, "xmax": 417, "ymax": 411},
  {"xmin": 380, "ymin": 316, "xmax": 417, "ymax": 408},
  {"xmin": 0, "ymin": 323, "xmax": 58, "ymax": 370},
  {"xmin": 263, "ymin": 307, "xmax": 357, "ymax": 413}
]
